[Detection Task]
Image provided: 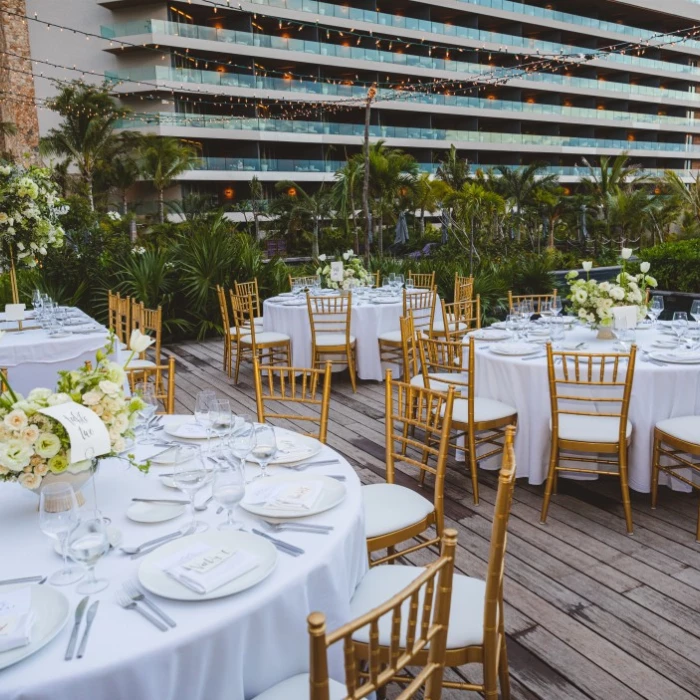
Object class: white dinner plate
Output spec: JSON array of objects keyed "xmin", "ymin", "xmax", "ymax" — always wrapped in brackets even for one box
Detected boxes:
[
  {"xmin": 149, "ymin": 446, "xmax": 194, "ymax": 465},
  {"xmin": 126, "ymin": 502, "xmax": 186, "ymax": 523},
  {"xmin": 138, "ymin": 530, "xmax": 277, "ymax": 601},
  {"xmin": 372, "ymin": 297, "xmax": 400, "ymax": 305},
  {"xmin": 278, "ymin": 292, "xmax": 295, "ymax": 297},
  {"xmin": 468, "ymin": 329, "xmax": 511, "ymax": 341},
  {"xmin": 0, "ymin": 585, "xmax": 70, "ymax": 671},
  {"xmin": 489, "ymin": 343, "xmax": 541, "ymax": 357},
  {"xmin": 159, "ymin": 475, "xmax": 178, "ymax": 489},
  {"xmin": 163, "ymin": 421, "xmax": 210, "ymax": 440},
  {"xmin": 651, "ymin": 339, "xmax": 678, "ymax": 349},
  {"xmin": 267, "ymin": 434, "xmax": 323, "ymax": 465},
  {"xmin": 282, "ymin": 299, "xmax": 306, "ymax": 307},
  {"xmin": 648, "ymin": 351, "xmax": 700, "ymax": 365},
  {"xmin": 240, "ymin": 474, "xmax": 345, "ymax": 519}
]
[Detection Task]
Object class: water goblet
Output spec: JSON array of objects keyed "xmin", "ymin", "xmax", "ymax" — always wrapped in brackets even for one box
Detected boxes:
[
  {"xmin": 136, "ymin": 381, "xmax": 158, "ymax": 441},
  {"xmin": 67, "ymin": 517, "xmax": 110, "ymax": 594},
  {"xmin": 405, "ymin": 279, "xmax": 415, "ymax": 292},
  {"xmin": 212, "ymin": 399, "xmax": 233, "ymax": 438},
  {"xmin": 550, "ymin": 322, "xmax": 565, "ymax": 346},
  {"xmin": 550, "ymin": 297, "xmax": 563, "ymax": 317},
  {"xmin": 672, "ymin": 311, "xmax": 689, "ymax": 345},
  {"xmin": 505, "ymin": 314, "xmax": 519, "ymax": 340},
  {"xmin": 171, "ymin": 445, "xmax": 213, "ymax": 534},
  {"xmin": 39, "ymin": 482, "xmax": 84, "ymax": 586},
  {"xmin": 229, "ymin": 416, "xmax": 256, "ymax": 468},
  {"xmin": 213, "ymin": 462, "xmax": 246, "ymax": 530},
  {"xmin": 649, "ymin": 295, "xmax": 664, "ymax": 327},
  {"xmin": 250, "ymin": 424, "xmax": 278, "ymax": 479}
]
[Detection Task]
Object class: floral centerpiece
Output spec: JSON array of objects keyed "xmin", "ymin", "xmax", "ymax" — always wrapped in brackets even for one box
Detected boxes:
[
  {"xmin": 0, "ymin": 337, "xmax": 147, "ymax": 492},
  {"xmin": 0, "ymin": 163, "xmax": 67, "ymax": 302},
  {"xmin": 567, "ymin": 248, "xmax": 657, "ymax": 334},
  {"xmin": 316, "ymin": 250, "xmax": 372, "ymax": 290}
]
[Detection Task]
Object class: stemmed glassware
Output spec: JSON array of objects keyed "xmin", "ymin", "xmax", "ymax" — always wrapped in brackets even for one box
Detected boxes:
[
  {"xmin": 212, "ymin": 461, "xmax": 246, "ymax": 530},
  {"xmin": 672, "ymin": 311, "xmax": 689, "ymax": 345},
  {"xmin": 171, "ymin": 445, "xmax": 213, "ymax": 534},
  {"xmin": 649, "ymin": 295, "xmax": 664, "ymax": 328},
  {"xmin": 505, "ymin": 314, "xmax": 519, "ymax": 341},
  {"xmin": 394, "ymin": 274, "xmax": 404, "ymax": 292},
  {"xmin": 250, "ymin": 424, "xmax": 278, "ymax": 479},
  {"xmin": 39, "ymin": 482, "xmax": 84, "ymax": 586},
  {"xmin": 194, "ymin": 389, "xmax": 216, "ymax": 449},
  {"xmin": 550, "ymin": 297, "xmax": 562, "ymax": 317},
  {"xmin": 211, "ymin": 399, "xmax": 233, "ymax": 438},
  {"xmin": 136, "ymin": 381, "xmax": 158, "ymax": 443},
  {"xmin": 229, "ymin": 416, "xmax": 256, "ymax": 468},
  {"xmin": 67, "ymin": 517, "xmax": 110, "ymax": 594}
]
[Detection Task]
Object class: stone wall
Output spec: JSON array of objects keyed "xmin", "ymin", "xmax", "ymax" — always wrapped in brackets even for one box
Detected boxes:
[{"xmin": 0, "ymin": 0, "xmax": 39, "ymax": 162}]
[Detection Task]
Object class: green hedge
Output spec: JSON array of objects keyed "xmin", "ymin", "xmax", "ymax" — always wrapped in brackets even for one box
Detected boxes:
[{"xmin": 642, "ymin": 239, "xmax": 700, "ymax": 293}]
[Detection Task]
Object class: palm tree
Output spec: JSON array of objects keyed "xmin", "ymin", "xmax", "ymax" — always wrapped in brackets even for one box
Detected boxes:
[
  {"xmin": 607, "ymin": 187, "xmax": 657, "ymax": 248},
  {"xmin": 412, "ymin": 173, "xmax": 450, "ymax": 236},
  {"xmin": 333, "ymin": 158, "xmax": 362, "ymax": 252},
  {"xmin": 249, "ymin": 176, "xmax": 265, "ymax": 241},
  {"xmin": 436, "ymin": 145, "xmax": 470, "ymax": 190},
  {"xmin": 661, "ymin": 170, "xmax": 700, "ymax": 227},
  {"xmin": 273, "ymin": 182, "xmax": 332, "ymax": 258},
  {"xmin": 138, "ymin": 136, "xmax": 198, "ymax": 223},
  {"xmin": 40, "ymin": 81, "xmax": 123, "ymax": 210}
]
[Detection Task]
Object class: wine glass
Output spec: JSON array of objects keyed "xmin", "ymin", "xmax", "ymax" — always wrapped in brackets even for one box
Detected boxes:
[
  {"xmin": 171, "ymin": 445, "xmax": 213, "ymax": 534},
  {"xmin": 136, "ymin": 381, "xmax": 158, "ymax": 442},
  {"xmin": 211, "ymin": 399, "xmax": 233, "ymax": 438},
  {"xmin": 672, "ymin": 311, "xmax": 689, "ymax": 344},
  {"xmin": 405, "ymin": 279, "xmax": 415, "ymax": 292},
  {"xmin": 691, "ymin": 300, "xmax": 700, "ymax": 324},
  {"xmin": 213, "ymin": 462, "xmax": 246, "ymax": 530},
  {"xmin": 229, "ymin": 416, "xmax": 256, "ymax": 469},
  {"xmin": 39, "ymin": 482, "xmax": 84, "ymax": 586},
  {"xmin": 394, "ymin": 274, "xmax": 404, "ymax": 291},
  {"xmin": 505, "ymin": 314, "xmax": 519, "ymax": 340},
  {"xmin": 194, "ymin": 390, "xmax": 216, "ymax": 426},
  {"xmin": 250, "ymin": 424, "xmax": 278, "ymax": 479},
  {"xmin": 649, "ymin": 295, "xmax": 664, "ymax": 327},
  {"xmin": 550, "ymin": 297, "xmax": 563, "ymax": 317},
  {"xmin": 67, "ymin": 517, "xmax": 110, "ymax": 594},
  {"xmin": 32, "ymin": 289, "xmax": 42, "ymax": 312}
]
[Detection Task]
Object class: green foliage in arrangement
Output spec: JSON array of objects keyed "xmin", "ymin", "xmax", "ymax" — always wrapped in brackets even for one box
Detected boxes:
[{"xmin": 641, "ymin": 238, "xmax": 700, "ymax": 293}]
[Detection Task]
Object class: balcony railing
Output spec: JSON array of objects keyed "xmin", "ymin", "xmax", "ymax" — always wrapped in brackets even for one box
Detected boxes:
[
  {"xmin": 101, "ymin": 15, "xmax": 700, "ymax": 79},
  {"xmin": 118, "ymin": 112, "xmax": 695, "ymax": 154}
]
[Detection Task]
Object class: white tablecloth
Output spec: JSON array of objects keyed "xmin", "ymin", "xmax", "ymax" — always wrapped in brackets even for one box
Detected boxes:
[
  {"xmin": 0, "ymin": 420, "xmax": 367, "ymax": 700},
  {"xmin": 264, "ymin": 296, "xmax": 405, "ymax": 381},
  {"xmin": 0, "ymin": 309, "xmax": 112, "ymax": 395},
  {"xmin": 472, "ymin": 324, "xmax": 700, "ymax": 493}
]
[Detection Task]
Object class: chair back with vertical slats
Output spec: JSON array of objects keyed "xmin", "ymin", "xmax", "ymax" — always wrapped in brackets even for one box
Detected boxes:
[
  {"xmin": 417, "ymin": 335, "xmax": 470, "ymax": 397},
  {"xmin": 229, "ymin": 292, "xmax": 258, "ymax": 345},
  {"xmin": 253, "ymin": 359, "xmax": 332, "ymax": 443},
  {"xmin": 437, "ymin": 296, "xmax": 480, "ymax": 340},
  {"xmin": 108, "ymin": 291, "xmax": 131, "ymax": 345},
  {"xmin": 508, "ymin": 290, "xmax": 557, "ymax": 314},
  {"xmin": 400, "ymin": 315, "xmax": 419, "ymax": 382},
  {"xmin": 309, "ymin": 529, "xmax": 458, "ymax": 700},
  {"xmin": 235, "ymin": 279, "xmax": 262, "ymax": 319},
  {"xmin": 307, "ymin": 293, "xmax": 352, "ymax": 345},
  {"xmin": 547, "ymin": 343, "xmax": 636, "ymax": 447},
  {"xmin": 454, "ymin": 274, "xmax": 474, "ymax": 302},
  {"xmin": 408, "ymin": 271, "xmax": 436, "ymax": 290},
  {"xmin": 216, "ymin": 285, "xmax": 232, "ymax": 335},
  {"xmin": 404, "ymin": 288, "xmax": 436, "ymax": 333},
  {"xmin": 131, "ymin": 302, "xmax": 162, "ymax": 364},
  {"xmin": 289, "ymin": 274, "xmax": 318, "ymax": 291}
]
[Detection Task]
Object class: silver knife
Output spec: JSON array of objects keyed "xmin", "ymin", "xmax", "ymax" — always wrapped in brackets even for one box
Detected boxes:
[
  {"xmin": 0, "ymin": 575, "xmax": 45, "ymax": 586},
  {"xmin": 65, "ymin": 596, "xmax": 89, "ymax": 661},
  {"xmin": 76, "ymin": 601, "xmax": 99, "ymax": 659},
  {"xmin": 132, "ymin": 498, "xmax": 189, "ymax": 505}
]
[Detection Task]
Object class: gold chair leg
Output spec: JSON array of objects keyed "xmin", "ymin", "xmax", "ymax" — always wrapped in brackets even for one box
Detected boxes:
[
  {"xmin": 650, "ymin": 436, "xmax": 661, "ymax": 510},
  {"xmin": 234, "ymin": 345, "xmax": 243, "ymax": 384},
  {"xmin": 619, "ymin": 448, "xmax": 634, "ymax": 535},
  {"xmin": 540, "ymin": 443, "xmax": 558, "ymax": 524},
  {"xmin": 483, "ymin": 649, "xmax": 499, "ymax": 700},
  {"xmin": 498, "ymin": 616, "xmax": 511, "ymax": 700},
  {"xmin": 696, "ymin": 499, "xmax": 700, "ymax": 543},
  {"xmin": 347, "ymin": 345, "xmax": 357, "ymax": 392},
  {"xmin": 468, "ymin": 430, "xmax": 480, "ymax": 505}
]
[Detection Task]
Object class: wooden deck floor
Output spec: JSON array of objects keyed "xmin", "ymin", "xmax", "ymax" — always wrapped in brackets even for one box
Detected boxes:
[{"xmin": 164, "ymin": 338, "xmax": 700, "ymax": 700}]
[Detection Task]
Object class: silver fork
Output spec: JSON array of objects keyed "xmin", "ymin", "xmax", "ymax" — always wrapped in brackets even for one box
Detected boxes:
[
  {"xmin": 122, "ymin": 580, "xmax": 176, "ymax": 628},
  {"xmin": 115, "ymin": 591, "xmax": 168, "ymax": 631},
  {"xmin": 256, "ymin": 520, "xmax": 333, "ymax": 535}
]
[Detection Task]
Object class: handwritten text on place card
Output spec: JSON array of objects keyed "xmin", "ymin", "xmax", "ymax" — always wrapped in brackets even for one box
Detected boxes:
[
  {"xmin": 39, "ymin": 402, "xmax": 111, "ymax": 462},
  {"xmin": 182, "ymin": 547, "xmax": 235, "ymax": 574},
  {"xmin": 330, "ymin": 261, "xmax": 344, "ymax": 282}
]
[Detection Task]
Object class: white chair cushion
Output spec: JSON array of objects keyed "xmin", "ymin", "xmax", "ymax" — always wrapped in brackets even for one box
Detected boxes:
[
  {"xmin": 410, "ymin": 372, "xmax": 463, "ymax": 393},
  {"xmin": 431, "ymin": 321, "xmax": 468, "ymax": 333},
  {"xmin": 553, "ymin": 414, "xmax": 632, "ymax": 443},
  {"xmin": 240, "ymin": 331, "xmax": 289, "ymax": 345},
  {"xmin": 378, "ymin": 330, "xmax": 402, "ymax": 343},
  {"xmin": 122, "ymin": 358, "xmax": 157, "ymax": 370},
  {"xmin": 118, "ymin": 342, "xmax": 129, "ymax": 351},
  {"xmin": 363, "ymin": 483, "xmax": 434, "ymax": 539},
  {"xmin": 251, "ymin": 673, "xmax": 347, "ymax": 700},
  {"xmin": 253, "ymin": 317, "xmax": 264, "ymax": 327},
  {"xmin": 315, "ymin": 333, "xmax": 356, "ymax": 346},
  {"xmin": 350, "ymin": 565, "xmax": 485, "ymax": 649},
  {"xmin": 450, "ymin": 397, "xmax": 516, "ymax": 424},
  {"xmin": 656, "ymin": 415, "xmax": 700, "ymax": 446}
]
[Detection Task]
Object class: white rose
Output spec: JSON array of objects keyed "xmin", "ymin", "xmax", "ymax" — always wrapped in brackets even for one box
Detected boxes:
[
  {"xmin": 3, "ymin": 409, "xmax": 28, "ymax": 431},
  {"xmin": 640, "ymin": 261, "xmax": 650, "ymax": 273},
  {"xmin": 82, "ymin": 390, "xmax": 103, "ymax": 406},
  {"xmin": 129, "ymin": 328, "xmax": 155, "ymax": 354},
  {"xmin": 98, "ymin": 380, "xmax": 120, "ymax": 395},
  {"xmin": 113, "ymin": 436, "xmax": 126, "ymax": 453},
  {"xmin": 20, "ymin": 425, "xmax": 40, "ymax": 445},
  {"xmin": 621, "ymin": 248, "xmax": 633, "ymax": 260},
  {"xmin": 582, "ymin": 261, "xmax": 593, "ymax": 272},
  {"xmin": 0, "ymin": 439, "xmax": 33, "ymax": 471},
  {"xmin": 318, "ymin": 254, "xmax": 327, "ymax": 261},
  {"xmin": 18, "ymin": 472, "xmax": 42, "ymax": 490},
  {"xmin": 610, "ymin": 286, "xmax": 625, "ymax": 301}
]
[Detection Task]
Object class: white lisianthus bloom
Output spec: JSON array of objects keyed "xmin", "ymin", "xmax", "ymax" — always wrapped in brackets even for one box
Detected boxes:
[
  {"xmin": 82, "ymin": 390, "xmax": 103, "ymax": 406},
  {"xmin": 610, "ymin": 286, "xmax": 625, "ymax": 301},
  {"xmin": 620, "ymin": 248, "xmax": 633, "ymax": 260},
  {"xmin": 342, "ymin": 251, "xmax": 350, "ymax": 261},
  {"xmin": 0, "ymin": 439, "xmax": 33, "ymax": 471},
  {"xmin": 640, "ymin": 261, "xmax": 650, "ymax": 273},
  {"xmin": 27, "ymin": 388, "xmax": 53, "ymax": 402},
  {"xmin": 566, "ymin": 270, "xmax": 579, "ymax": 280},
  {"xmin": 645, "ymin": 275, "xmax": 658, "ymax": 287},
  {"xmin": 46, "ymin": 392, "xmax": 71, "ymax": 406},
  {"xmin": 48, "ymin": 454, "xmax": 68, "ymax": 473},
  {"xmin": 105, "ymin": 362, "xmax": 126, "ymax": 385},
  {"xmin": 113, "ymin": 436, "xmax": 126, "ymax": 453},
  {"xmin": 318, "ymin": 254, "xmax": 327, "ymax": 261},
  {"xmin": 18, "ymin": 472, "xmax": 42, "ymax": 490},
  {"xmin": 98, "ymin": 380, "xmax": 120, "ymax": 395},
  {"xmin": 113, "ymin": 413, "xmax": 129, "ymax": 433},
  {"xmin": 4, "ymin": 409, "xmax": 28, "ymax": 431},
  {"xmin": 35, "ymin": 432, "xmax": 62, "ymax": 459},
  {"xmin": 582, "ymin": 261, "xmax": 593, "ymax": 272},
  {"xmin": 573, "ymin": 288, "xmax": 588, "ymax": 304},
  {"xmin": 598, "ymin": 281, "xmax": 611, "ymax": 293},
  {"xmin": 129, "ymin": 329, "xmax": 155, "ymax": 353}
]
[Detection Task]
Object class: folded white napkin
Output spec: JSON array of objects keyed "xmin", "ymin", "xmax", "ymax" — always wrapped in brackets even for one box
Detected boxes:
[
  {"xmin": 175, "ymin": 423, "xmax": 208, "ymax": 438},
  {"xmin": 274, "ymin": 439, "xmax": 315, "ymax": 462},
  {"xmin": 0, "ymin": 588, "xmax": 34, "ymax": 653},
  {"xmin": 612, "ymin": 306, "xmax": 638, "ymax": 331},
  {"xmin": 245, "ymin": 481, "xmax": 324, "ymax": 511},
  {"xmin": 160, "ymin": 543, "xmax": 260, "ymax": 594}
]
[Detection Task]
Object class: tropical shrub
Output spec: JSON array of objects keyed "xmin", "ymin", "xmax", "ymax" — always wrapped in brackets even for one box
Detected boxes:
[{"xmin": 642, "ymin": 238, "xmax": 700, "ymax": 292}]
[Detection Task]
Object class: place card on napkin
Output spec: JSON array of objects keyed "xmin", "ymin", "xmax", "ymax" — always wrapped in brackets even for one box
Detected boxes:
[
  {"xmin": 160, "ymin": 543, "xmax": 260, "ymax": 594},
  {"xmin": 0, "ymin": 588, "xmax": 34, "ymax": 653},
  {"xmin": 245, "ymin": 481, "xmax": 324, "ymax": 511},
  {"xmin": 611, "ymin": 306, "xmax": 638, "ymax": 331}
]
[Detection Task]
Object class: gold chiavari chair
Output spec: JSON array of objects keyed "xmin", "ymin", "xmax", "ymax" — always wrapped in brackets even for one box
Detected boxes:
[
  {"xmin": 378, "ymin": 288, "xmax": 436, "ymax": 377},
  {"xmin": 507, "ymin": 289, "xmax": 557, "ymax": 314},
  {"xmin": 230, "ymin": 293, "xmax": 291, "ymax": 384},
  {"xmin": 107, "ymin": 291, "xmax": 131, "ymax": 349},
  {"xmin": 373, "ymin": 270, "xmax": 381, "ymax": 288},
  {"xmin": 454, "ymin": 273, "xmax": 474, "ymax": 302},
  {"xmin": 0, "ymin": 367, "xmax": 8, "ymax": 393},
  {"xmin": 407, "ymin": 270, "xmax": 436, "ymax": 290},
  {"xmin": 651, "ymin": 415, "xmax": 700, "ymax": 541},
  {"xmin": 541, "ymin": 343, "xmax": 637, "ymax": 533},
  {"xmin": 127, "ymin": 302, "xmax": 162, "ymax": 369},
  {"xmin": 431, "ymin": 296, "xmax": 481, "ymax": 341},
  {"xmin": 288, "ymin": 274, "xmax": 318, "ymax": 291},
  {"xmin": 251, "ymin": 529, "xmax": 457, "ymax": 700},
  {"xmin": 419, "ymin": 336, "xmax": 517, "ymax": 504},
  {"xmin": 400, "ymin": 315, "xmax": 421, "ymax": 386},
  {"xmin": 130, "ymin": 356, "xmax": 177, "ymax": 414},
  {"xmin": 350, "ymin": 427, "xmax": 516, "ymax": 700},
  {"xmin": 307, "ymin": 292, "xmax": 357, "ymax": 392},
  {"xmin": 253, "ymin": 358, "xmax": 332, "ymax": 444},
  {"xmin": 364, "ymin": 371, "xmax": 455, "ymax": 566},
  {"xmin": 234, "ymin": 279, "xmax": 265, "ymax": 328},
  {"xmin": 216, "ymin": 285, "xmax": 236, "ymax": 376}
]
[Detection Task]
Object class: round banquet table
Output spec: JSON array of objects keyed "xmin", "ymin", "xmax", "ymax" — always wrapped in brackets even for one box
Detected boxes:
[
  {"xmin": 0, "ymin": 308, "xmax": 112, "ymax": 396},
  {"xmin": 263, "ymin": 293, "xmax": 406, "ymax": 381},
  {"xmin": 0, "ymin": 419, "xmax": 367, "ymax": 700},
  {"xmin": 471, "ymin": 323, "xmax": 700, "ymax": 493}
]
